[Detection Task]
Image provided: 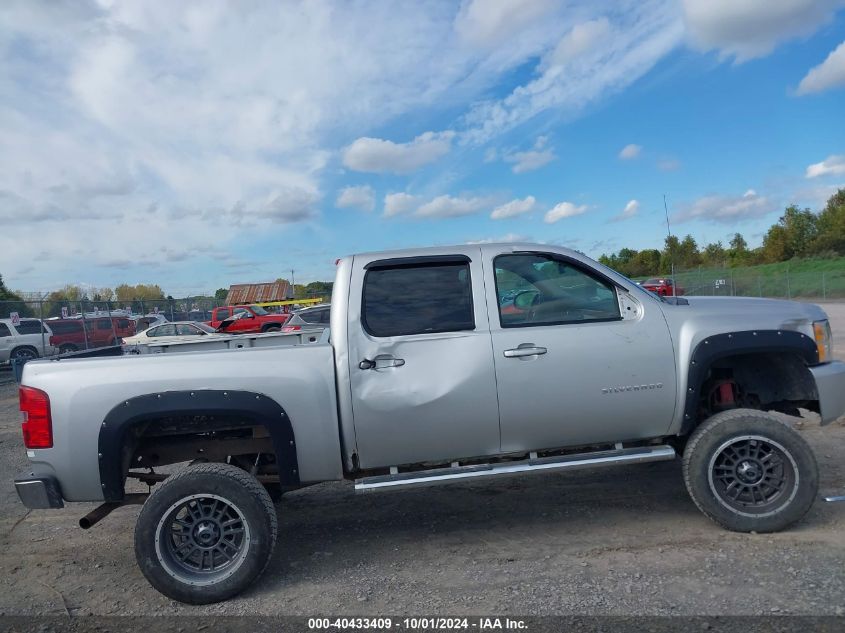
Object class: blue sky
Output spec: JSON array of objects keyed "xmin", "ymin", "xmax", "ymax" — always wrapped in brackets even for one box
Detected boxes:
[{"xmin": 1, "ymin": 0, "xmax": 844, "ymax": 295}]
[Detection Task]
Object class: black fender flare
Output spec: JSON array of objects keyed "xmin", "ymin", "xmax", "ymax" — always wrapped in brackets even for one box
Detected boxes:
[
  {"xmin": 680, "ymin": 329, "xmax": 818, "ymax": 435},
  {"xmin": 98, "ymin": 390, "xmax": 299, "ymax": 501}
]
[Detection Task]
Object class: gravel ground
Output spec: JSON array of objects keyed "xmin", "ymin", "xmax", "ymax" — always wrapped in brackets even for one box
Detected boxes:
[{"xmin": 1, "ymin": 304, "xmax": 844, "ymax": 616}]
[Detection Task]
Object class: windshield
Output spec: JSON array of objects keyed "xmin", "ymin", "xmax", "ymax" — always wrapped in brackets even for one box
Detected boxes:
[
  {"xmin": 643, "ymin": 278, "xmax": 664, "ymax": 285},
  {"xmin": 249, "ymin": 305, "xmax": 269, "ymax": 315}
]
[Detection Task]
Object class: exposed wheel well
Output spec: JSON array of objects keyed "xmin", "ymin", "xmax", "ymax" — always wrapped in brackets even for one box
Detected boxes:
[
  {"xmin": 99, "ymin": 390, "xmax": 299, "ymax": 501},
  {"xmin": 693, "ymin": 352, "xmax": 818, "ymax": 425}
]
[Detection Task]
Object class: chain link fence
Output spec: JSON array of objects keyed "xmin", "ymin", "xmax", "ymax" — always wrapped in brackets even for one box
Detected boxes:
[
  {"xmin": 671, "ymin": 267, "xmax": 845, "ymax": 300},
  {"xmin": 1, "ymin": 296, "xmax": 230, "ymax": 361}
]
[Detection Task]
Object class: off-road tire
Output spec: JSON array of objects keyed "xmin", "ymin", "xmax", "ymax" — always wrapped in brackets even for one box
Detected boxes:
[
  {"xmin": 134, "ymin": 462, "xmax": 277, "ymax": 604},
  {"xmin": 683, "ymin": 408, "xmax": 818, "ymax": 533}
]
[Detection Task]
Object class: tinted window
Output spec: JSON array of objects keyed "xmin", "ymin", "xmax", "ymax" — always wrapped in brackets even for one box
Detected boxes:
[
  {"xmin": 48, "ymin": 320, "xmax": 83, "ymax": 334},
  {"xmin": 146, "ymin": 326, "xmax": 161, "ymax": 337},
  {"xmin": 155, "ymin": 324, "xmax": 177, "ymax": 337},
  {"xmin": 319, "ymin": 308, "xmax": 331, "ymax": 324},
  {"xmin": 97, "ymin": 319, "xmax": 113, "ymax": 330},
  {"xmin": 217, "ymin": 308, "xmax": 230, "ymax": 320},
  {"xmin": 495, "ymin": 254, "xmax": 620, "ymax": 327},
  {"xmin": 0, "ymin": 323, "xmax": 10, "ymax": 337},
  {"xmin": 176, "ymin": 324, "xmax": 198, "ymax": 335},
  {"xmin": 14, "ymin": 320, "xmax": 47, "ymax": 335},
  {"xmin": 362, "ymin": 262, "xmax": 474, "ymax": 337}
]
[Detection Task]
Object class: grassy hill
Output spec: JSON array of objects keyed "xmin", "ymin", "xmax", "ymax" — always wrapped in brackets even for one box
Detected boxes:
[{"xmin": 654, "ymin": 257, "xmax": 845, "ymax": 300}]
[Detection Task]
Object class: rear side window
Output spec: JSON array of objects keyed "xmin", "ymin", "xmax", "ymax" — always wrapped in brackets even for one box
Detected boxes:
[
  {"xmin": 0, "ymin": 323, "xmax": 10, "ymax": 337},
  {"xmin": 97, "ymin": 319, "xmax": 113, "ymax": 330},
  {"xmin": 14, "ymin": 320, "xmax": 47, "ymax": 335},
  {"xmin": 362, "ymin": 261, "xmax": 474, "ymax": 337},
  {"xmin": 217, "ymin": 308, "xmax": 230, "ymax": 320},
  {"xmin": 47, "ymin": 320, "xmax": 83, "ymax": 334}
]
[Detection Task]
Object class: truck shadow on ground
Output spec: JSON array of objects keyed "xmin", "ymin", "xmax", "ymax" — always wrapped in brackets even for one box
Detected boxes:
[{"xmin": 248, "ymin": 460, "xmax": 715, "ymax": 596}]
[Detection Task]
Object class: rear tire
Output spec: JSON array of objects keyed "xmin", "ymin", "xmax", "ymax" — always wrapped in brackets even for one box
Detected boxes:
[
  {"xmin": 134, "ymin": 462, "xmax": 277, "ymax": 604},
  {"xmin": 262, "ymin": 325, "xmax": 281, "ymax": 332},
  {"xmin": 10, "ymin": 346, "xmax": 38, "ymax": 361},
  {"xmin": 683, "ymin": 409, "xmax": 818, "ymax": 533}
]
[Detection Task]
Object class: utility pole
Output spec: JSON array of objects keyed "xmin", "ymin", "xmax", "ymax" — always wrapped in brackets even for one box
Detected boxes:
[
  {"xmin": 290, "ymin": 269, "xmax": 296, "ymax": 300},
  {"xmin": 663, "ymin": 194, "xmax": 676, "ymax": 292}
]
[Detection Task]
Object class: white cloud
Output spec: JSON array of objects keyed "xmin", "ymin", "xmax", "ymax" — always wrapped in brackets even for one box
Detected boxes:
[
  {"xmin": 491, "ymin": 196, "xmax": 537, "ymax": 220},
  {"xmin": 797, "ymin": 41, "xmax": 845, "ymax": 95},
  {"xmin": 674, "ymin": 189, "xmax": 775, "ymax": 223},
  {"xmin": 383, "ymin": 192, "xmax": 420, "ymax": 218},
  {"xmin": 619, "ymin": 144, "xmax": 642, "ymax": 160},
  {"xmin": 545, "ymin": 201, "xmax": 588, "ymax": 223},
  {"xmin": 454, "ymin": 0, "xmax": 557, "ymax": 48},
  {"xmin": 247, "ymin": 188, "xmax": 320, "ymax": 223},
  {"xmin": 683, "ymin": 0, "xmax": 841, "ymax": 62},
  {"xmin": 503, "ymin": 136, "xmax": 556, "ymax": 173},
  {"xmin": 342, "ymin": 131, "xmax": 455, "ymax": 174},
  {"xmin": 612, "ymin": 199, "xmax": 640, "ymax": 222},
  {"xmin": 806, "ymin": 155, "xmax": 845, "ymax": 178},
  {"xmin": 336, "ymin": 185, "xmax": 375, "ymax": 212},
  {"xmin": 416, "ymin": 195, "xmax": 491, "ymax": 219},
  {"xmin": 463, "ymin": 3, "xmax": 685, "ymax": 143},
  {"xmin": 546, "ymin": 18, "xmax": 611, "ymax": 67}
]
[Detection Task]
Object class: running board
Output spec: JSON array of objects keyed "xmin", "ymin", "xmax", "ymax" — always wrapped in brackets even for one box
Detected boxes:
[{"xmin": 354, "ymin": 445, "xmax": 676, "ymax": 492}]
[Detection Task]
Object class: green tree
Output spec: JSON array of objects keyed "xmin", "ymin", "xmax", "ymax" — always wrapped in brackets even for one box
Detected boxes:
[
  {"xmin": 702, "ymin": 241, "xmax": 727, "ymax": 267},
  {"xmin": 214, "ymin": 288, "xmax": 228, "ymax": 301},
  {"xmin": 812, "ymin": 188, "xmax": 845, "ymax": 255},
  {"xmin": 0, "ymin": 274, "xmax": 33, "ymax": 317}
]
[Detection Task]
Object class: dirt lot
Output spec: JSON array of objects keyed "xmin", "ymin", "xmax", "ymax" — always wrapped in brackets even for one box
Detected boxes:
[{"xmin": 1, "ymin": 304, "xmax": 845, "ymax": 616}]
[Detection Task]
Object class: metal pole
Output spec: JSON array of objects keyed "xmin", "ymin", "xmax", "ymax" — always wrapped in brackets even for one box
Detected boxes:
[
  {"xmin": 80, "ymin": 302, "xmax": 90, "ymax": 350},
  {"xmin": 786, "ymin": 265, "xmax": 791, "ymax": 300},
  {"xmin": 38, "ymin": 296, "xmax": 46, "ymax": 356},
  {"xmin": 108, "ymin": 301, "xmax": 118, "ymax": 346},
  {"xmin": 758, "ymin": 277, "xmax": 762, "ymax": 298},
  {"xmin": 822, "ymin": 272, "xmax": 826, "ymax": 300}
]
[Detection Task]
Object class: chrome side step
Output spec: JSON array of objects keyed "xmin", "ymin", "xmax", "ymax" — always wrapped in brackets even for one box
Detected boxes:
[{"xmin": 354, "ymin": 445, "xmax": 676, "ymax": 492}]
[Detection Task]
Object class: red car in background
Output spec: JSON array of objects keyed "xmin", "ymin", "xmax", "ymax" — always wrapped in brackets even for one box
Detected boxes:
[
  {"xmin": 48, "ymin": 317, "xmax": 136, "ymax": 353},
  {"xmin": 641, "ymin": 277, "xmax": 684, "ymax": 297},
  {"xmin": 207, "ymin": 305, "xmax": 290, "ymax": 334}
]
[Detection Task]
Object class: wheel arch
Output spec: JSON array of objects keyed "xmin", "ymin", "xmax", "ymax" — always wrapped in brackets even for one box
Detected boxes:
[
  {"xmin": 98, "ymin": 390, "xmax": 299, "ymax": 501},
  {"xmin": 680, "ymin": 330, "xmax": 819, "ymax": 435}
]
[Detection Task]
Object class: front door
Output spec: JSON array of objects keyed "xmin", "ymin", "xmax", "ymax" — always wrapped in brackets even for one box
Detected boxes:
[
  {"xmin": 347, "ymin": 250, "xmax": 501, "ymax": 469},
  {"xmin": 486, "ymin": 248, "xmax": 677, "ymax": 453}
]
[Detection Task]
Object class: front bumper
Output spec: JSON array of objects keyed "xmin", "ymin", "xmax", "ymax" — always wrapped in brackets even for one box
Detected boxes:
[
  {"xmin": 15, "ymin": 470, "xmax": 64, "ymax": 509},
  {"xmin": 810, "ymin": 360, "xmax": 845, "ymax": 425}
]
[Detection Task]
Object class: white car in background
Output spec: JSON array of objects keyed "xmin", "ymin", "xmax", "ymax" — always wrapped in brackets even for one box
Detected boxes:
[
  {"xmin": 0, "ymin": 318, "xmax": 56, "ymax": 363},
  {"xmin": 121, "ymin": 321, "xmax": 220, "ymax": 353}
]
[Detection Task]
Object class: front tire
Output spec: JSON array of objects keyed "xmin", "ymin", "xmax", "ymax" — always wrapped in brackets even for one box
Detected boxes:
[
  {"xmin": 134, "ymin": 462, "xmax": 277, "ymax": 604},
  {"xmin": 683, "ymin": 409, "xmax": 818, "ymax": 533}
]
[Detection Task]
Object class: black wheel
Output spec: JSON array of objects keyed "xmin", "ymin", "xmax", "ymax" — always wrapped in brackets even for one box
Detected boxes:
[
  {"xmin": 11, "ymin": 346, "xmax": 38, "ymax": 361},
  {"xmin": 134, "ymin": 462, "xmax": 277, "ymax": 604},
  {"xmin": 59, "ymin": 343, "xmax": 78, "ymax": 354},
  {"xmin": 683, "ymin": 408, "xmax": 818, "ymax": 533},
  {"xmin": 262, "ymin": 325, "xmax": 281, "ymax": 332}
]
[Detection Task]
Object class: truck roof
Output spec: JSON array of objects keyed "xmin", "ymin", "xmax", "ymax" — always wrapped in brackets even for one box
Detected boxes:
[{"xmin": 347, "ymin": 242, "xmax": 582, "ymax": 261}]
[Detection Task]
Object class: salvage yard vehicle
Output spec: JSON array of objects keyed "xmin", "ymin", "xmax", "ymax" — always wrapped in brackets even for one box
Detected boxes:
[
  {"xmin": 121, "ymin": 321, "xmax": 221, "ymax": 353},
  {"xmin": 0, "ymin": 318, "xmax": 55, "ymax": 363},
  {"xmin": 47, "ymin": 316, "xmax": 136, "ymax": 353},
  {"xmin": 207, "ymin": 304, "xmax": 289, "ymax": 334},
  {"xmin": 13, "ymin": 243, "xmax": 845, "ymax": 604}
]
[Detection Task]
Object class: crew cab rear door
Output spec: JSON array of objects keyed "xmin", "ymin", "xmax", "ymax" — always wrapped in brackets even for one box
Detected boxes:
[
  {"xmin": 483, "ymin": 246, "xmax": 677, "ymax": 452},
  {"xmin": 346, "ymin": 249, "xmax": 501, "ymax": 469}
]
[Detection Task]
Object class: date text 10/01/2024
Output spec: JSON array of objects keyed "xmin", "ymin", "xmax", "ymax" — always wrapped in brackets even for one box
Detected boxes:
[{"xmin": 307, "ymin": 618, "xmax": 528, "ymax": 630}]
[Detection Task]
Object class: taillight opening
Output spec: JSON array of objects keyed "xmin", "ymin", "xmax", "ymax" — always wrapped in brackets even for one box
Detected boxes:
[{"xmin": 20, "ymin": 386, "xmax": 53, "ymax": 449}]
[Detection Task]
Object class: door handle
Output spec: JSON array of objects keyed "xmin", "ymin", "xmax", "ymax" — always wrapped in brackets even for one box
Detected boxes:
[
  {"xmin": 503, "ymin": 345, "xmax": 547, "ymax": 358},
  {"xmin": 359, "ymin": 357, "xmax": 406, "ymax": 370}
]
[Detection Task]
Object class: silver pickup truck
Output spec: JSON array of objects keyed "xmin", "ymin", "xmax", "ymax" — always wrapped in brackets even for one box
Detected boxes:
[{"xmin": 14, "ymin": 243, "xmax": 845, "ymax": 604}]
